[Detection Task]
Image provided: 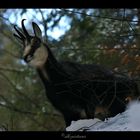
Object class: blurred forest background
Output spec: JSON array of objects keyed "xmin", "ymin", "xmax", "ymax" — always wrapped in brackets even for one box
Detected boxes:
[{"xmin": 0, "ymin": 9, "xmax": 140, "ymax": 131}]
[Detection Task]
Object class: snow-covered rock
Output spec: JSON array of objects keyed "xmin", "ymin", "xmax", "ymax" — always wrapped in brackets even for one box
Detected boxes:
[
  {"xmin": 66, "ymin": 101, "xmax": 140, "ymax": 131},
  {"xmin": 66, "ymin": 118, "xmax": 102, "ymax": 131}
]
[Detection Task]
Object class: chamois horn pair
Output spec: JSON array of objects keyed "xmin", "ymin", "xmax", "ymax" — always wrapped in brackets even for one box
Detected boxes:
[{"xmin": 13, "ymin": 19, "xmax": 38, "ymax": 43}]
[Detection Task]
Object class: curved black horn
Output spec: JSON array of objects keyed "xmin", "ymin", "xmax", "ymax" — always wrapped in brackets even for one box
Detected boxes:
[
  {"xmin": 14, "ymin": 25, "xmax": 25, "ymax": 40},
  {"xmin": 21, "ymin": 19, "xmax": 30, "ymax": 41}
]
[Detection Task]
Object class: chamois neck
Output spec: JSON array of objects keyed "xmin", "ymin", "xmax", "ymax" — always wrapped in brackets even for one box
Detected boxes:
[{"xmin": 36, "ymin": 44, "xmax": 70, "ymax": 85}]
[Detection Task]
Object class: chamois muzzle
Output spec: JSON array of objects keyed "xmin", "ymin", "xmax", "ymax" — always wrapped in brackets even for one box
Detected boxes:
[{"xmin": 23, "ymin": 53, "xmax": 34, "ymax": 63}]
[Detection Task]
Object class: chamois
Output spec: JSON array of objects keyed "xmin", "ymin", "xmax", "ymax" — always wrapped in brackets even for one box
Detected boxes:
[{"xmin": 13, "ymin": 19, "xmax": 140, "ymax": 127}]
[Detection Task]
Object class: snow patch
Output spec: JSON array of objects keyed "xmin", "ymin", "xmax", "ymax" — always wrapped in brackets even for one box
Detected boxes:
[
  {"xmin": 127, "ymin": 101, "xmax": 140, "ymax": 131},
  {"xmin": 66, "ymin": 101, "xmax": 140, "ymax": 131},
  {"xmin": 66, "ymin": 118, "xmax": 102, "ymax": 131}
]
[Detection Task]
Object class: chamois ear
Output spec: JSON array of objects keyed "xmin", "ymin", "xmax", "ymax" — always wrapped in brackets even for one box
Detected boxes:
[{"xmin": 32, "ymin": 22, "xmax": 42, "ymax": 39}]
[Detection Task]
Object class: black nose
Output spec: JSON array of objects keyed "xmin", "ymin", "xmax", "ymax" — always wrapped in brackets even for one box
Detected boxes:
[
  {"xmin": 23, "ymin": 55, "xmax": 28, "ymax": 62},
  {"xmin": 23, "ymin": 54, "xmax": 33, "ymax": 63}
]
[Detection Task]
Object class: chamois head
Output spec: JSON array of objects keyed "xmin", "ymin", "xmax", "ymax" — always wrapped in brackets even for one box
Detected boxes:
[{"xmin": 13, "ymin": 19, "xmax": 48, "ymax": 68}]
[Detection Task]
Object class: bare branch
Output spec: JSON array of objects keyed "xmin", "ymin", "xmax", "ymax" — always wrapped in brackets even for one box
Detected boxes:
[
  {"xmin": 0, "ymin": 97, "xmax": 48, "ymax": 129},
  {"xmin": 0, "ymin": 71, "xmax": 41, "ymax": 109},
  {"xmin": 0, "ymin": 66, "xmax": 24, "ymax": 73},
  {"xmin": 60, "ymin": 9, "xmax": 140, "ymax": 23}
]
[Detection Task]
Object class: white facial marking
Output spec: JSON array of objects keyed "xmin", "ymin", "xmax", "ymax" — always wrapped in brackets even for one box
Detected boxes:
[
  {"xmin": 28, "ymin": 44, "xmax": 48, "ymax": 68},
  {"xmin": 23, "ymin": 45, "xmax": 31, "ymax": 58}
]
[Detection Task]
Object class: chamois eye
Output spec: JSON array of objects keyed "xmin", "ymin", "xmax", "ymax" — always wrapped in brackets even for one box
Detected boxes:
[
  {"xmin": 31, "ymin": 38, "xmax": 40, "ymax": 46},
  {"xmin": 35, "ymin": 39, "xmax": 40, "ymax": 44}
]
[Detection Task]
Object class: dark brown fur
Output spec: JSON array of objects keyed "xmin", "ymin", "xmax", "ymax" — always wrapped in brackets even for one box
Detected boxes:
[{"xmin": 13, "ymin": 20, "xmax": 140, "ymax": 127}]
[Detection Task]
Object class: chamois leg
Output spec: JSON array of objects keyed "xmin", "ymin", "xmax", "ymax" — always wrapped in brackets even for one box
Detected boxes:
[
  {"xmin": 64, "ymin": 111, "xmax": 86, "ymax": 127},
  {"xmin": 85, "ymin": 105, "xmax": 95, "ymax": 119},
  {"xmin": 94, "ymin": 106, "xmax": 110, "ymax": 121},
  {"xmin": 64, "ymin": 118, "xmax": 72, "ymax": 127}
]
